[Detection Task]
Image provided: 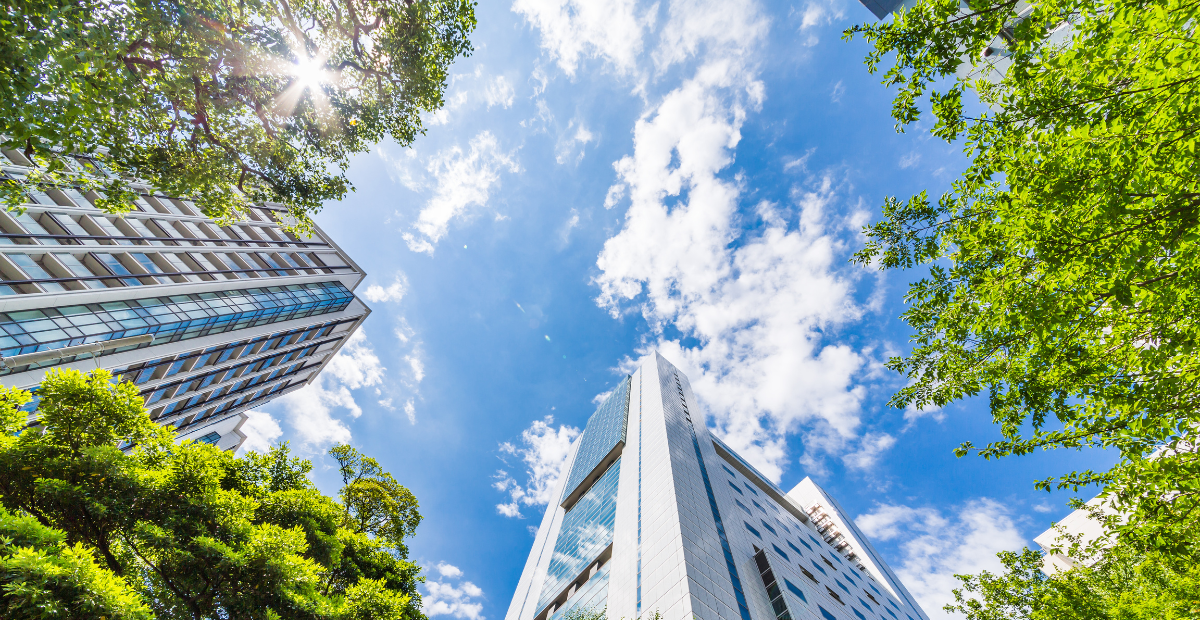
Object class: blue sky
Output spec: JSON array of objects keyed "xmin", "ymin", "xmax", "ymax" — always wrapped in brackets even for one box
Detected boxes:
[{"xmin": 248, "ymin": 0, "xmax": 1116, "ymax": 618}]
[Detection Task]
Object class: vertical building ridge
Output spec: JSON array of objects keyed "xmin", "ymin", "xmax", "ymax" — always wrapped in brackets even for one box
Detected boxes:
[{"xmin": 506, "ymin": 354, "xmax": 931, "ymax": 620}]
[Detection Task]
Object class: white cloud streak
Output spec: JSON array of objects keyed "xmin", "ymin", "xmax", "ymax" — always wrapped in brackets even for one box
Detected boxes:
[
  {"xmin": 493, "ymin": 416, "xmax": 580, "ymax": 517},
  {"xmin": 857, "ymin": 499, "xmax": 1027, "ymax": 619},
  {"xmin": 403, "ymin": 131, "xmax": 520, "ymax": 254},
  {"xmin": 485, "ymin": 75, "xmax": 516, "ymax": 108}
]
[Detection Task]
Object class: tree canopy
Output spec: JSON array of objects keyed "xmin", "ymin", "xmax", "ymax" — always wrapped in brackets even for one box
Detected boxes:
[
  {"xmin": 0, "ymin": 0, "xmax": 476, "ymax": 232},
  {"xmin": 0, "ymin": 368, "xmax": 425, "ymax": 619},
  {"xmin": 947, "ymin": 529, "xmax": 1200, "ymax": 620},
  {"xmin": 846, "ymin": 0, "xmax": 1200, "ymax": 553}
]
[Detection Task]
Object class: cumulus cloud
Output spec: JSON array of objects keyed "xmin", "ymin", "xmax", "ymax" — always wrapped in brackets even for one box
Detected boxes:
[
  {"xmin": 363, "ymin": 274, "xmax": 408, "ymax": 304},
  {"xmin": 239, "ymin": 410, "xmax": 283, "ymax": 454},
  {"xmin": 436, "ymin": 562, "xmax": 464, "ymax": 578},
  {"xmin": 512, "ymin": 0, "xmax": 649, "ymax": 76},
  {"xmin": 403, "ymin": 131, "xmax": 520, "ymax": 254},
  {"xmin": 424, "ymin": 563, "xmax": 485, "ymax": 620},
  {"xmin": 485, "ymin": 75, "xmax": 516, "ymax": 108},
  {"xmin": 262, "ymin": 330, "xmax": 385, "ymax": 449},
  {"xmin": 594, "ymin": 85, "xmax": 871, "ymax": 481},
  {"xmin": 843, "ymin": 432, "xmax": 897, "ymax": 470},
  {"xmin": 493, "ymin": 416, "xmax": 581, "ymax": 517},
  {"xmin": 857, "ymin": 499, "xmax": 1027, "ymax": 619}
]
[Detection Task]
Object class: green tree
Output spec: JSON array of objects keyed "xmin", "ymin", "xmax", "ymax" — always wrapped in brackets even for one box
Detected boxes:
[
  {"xmin": 845, "ymin": 0, "xmax": 1200, "ymax": 552},
  {"xmin": 0, "ymin": 0, "xmax": 476, "ymax": 232},
  {"xmin": 0, "ymin": 367, "xmax": 425, "ymax": 619},
  {"xmin": 1, "ymin": 505, "xmax": 152, "ymax": 620},
  {"xmin": 947, "ymin": 538, "xmax": 1200, "ymax": 620}
]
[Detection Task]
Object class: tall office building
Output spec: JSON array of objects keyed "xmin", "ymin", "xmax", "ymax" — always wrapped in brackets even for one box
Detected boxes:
[
  {"xmin": 506, "ymin": 354, "xmax": 929, "ymax": 620},
  {"xmin": 0, "ymin": 148, "xmax": 370, "ymax": 452}
]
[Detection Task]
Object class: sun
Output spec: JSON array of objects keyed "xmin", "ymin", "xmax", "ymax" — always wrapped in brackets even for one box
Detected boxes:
[{"xmin": 291, "ymin": 55, "xmax": 329, "ymax": 90}]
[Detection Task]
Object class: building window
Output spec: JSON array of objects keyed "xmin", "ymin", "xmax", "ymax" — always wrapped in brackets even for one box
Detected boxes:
[
  {"xmin": 752, "ymin": 547, "xmax": 793, "ymax": 620},
  {"xmin": 761, "ymin": 519, "xmax": 777, "ymax": 536},
  {"xmin": 788, "ymin": 540, "xmax": 805, "ymax": 558},
  {"xmin": 819, "ymin": 606, "xmax": 838, "ymax": 620},
  {"xmin": 745, "ymin": 522, "xmax": 762, "ymax": 539},
  {"xmin": 743, "ymin": 482, "xmax": 758, "ymax": 495},
  {"xmin": 728, "ymin": 481, "xmax": 744, "ymax": 495},
  {"xmin": 811, "ymin": 559, "xmax": 827, "ymax": 575},
  {"xmin": 736, "ymin": 499, "xmax": 752, "ymax": 516},
  {"xmin": 722, "ymin": 464, "xmax": 737, "ymax": 478},
  {"xmin": 772, "ymin": 544, "xmax": 789, "ymax": 561}
]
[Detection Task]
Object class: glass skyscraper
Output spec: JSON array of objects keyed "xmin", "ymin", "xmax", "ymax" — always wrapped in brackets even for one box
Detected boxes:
[
  {"xmin": 505, "ymin": 354, "xmax": 930, "ymax": 620},
  {"xmin": 0, "ymin": 147, "xmax": 370, "ymax": 451}
]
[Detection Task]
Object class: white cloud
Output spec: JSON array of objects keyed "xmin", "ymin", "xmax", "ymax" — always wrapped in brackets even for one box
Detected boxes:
[
  {"xmin": 263, "ymin": 330, "xmax": 385, "ymax": 449},
  {"xmin": 795, "ymin": 0, "xmax": 845, "ymax": 47},
  {"xmin": 512, "ymin": 0, "xmax": 650, "ymax": 76},
  {"xmin": 1032, "ymin": 502, "xmax": 1054, "ymax": 514},
  {"xmin": 406, "ymin": 353, "xmax": 426, "ymax": 383},
  {"xmin": 493, "ymin": 416, "xmax": 581, "ymax": 517},
  {"xmin": 323, "ymin": 330, "xmax": 386, "ymax": 390},
  {"xmin": 427, "ymin": 89, "xmax": 470, "ymax": 126},
  {"xmin": 555, "ymin": 121, "xmax": 596, "ymax": 165},
  {"xmin": 558, "ymin": 208, "xmax": 581, "ymax": 245},
  {"xmin": 904, "ymin": 401, "xmax": 945, "ymax": 423},
  {"xmin": 363, "ymin": 274, "xmax": 408, "ymax": 304},
  {"xmin": 857, "ymin": 499, "xmax": 1027, "ymax": 619},
  {"xmin": 595, "ymin": 87, "xmax": 871, "ymax": 481},
  {"xmin": 603, "ymin": 183, "xmax": 626, "ymax": 209},
  {"xmin": 238, "ymin": 410, "xmax": 283, "ymax": 454},
  {"xmin": 436, "ymin": 562, "xmax": 464, "ymax": 578},
  {"xmin": 899, "ymin": 152, "xmax": 921, "ymax": 169},
  {"xmin": 404, "ymin": 131, "xmax": 521, "ymax": 254},
  {"xmin": 485, "ymin": 76, "xmax": 516, "ymax": 108},
  {"xmin": 270, "ymin": 383, "xmax": 356, "ymax": 448},
  {"xmin": 843, "ymin": 432, "xmax": 896, "ymax": 470},
  {"xmin": 831, "ymin": 79, "xmax": 845, "ymax": 103},
  {"xmin": 404, "ymin": 399, "xmax": 417, "ymax": 425},
  {"xmin": 424, "ymin": 566, "xmax": 485, "ymax": 620}
]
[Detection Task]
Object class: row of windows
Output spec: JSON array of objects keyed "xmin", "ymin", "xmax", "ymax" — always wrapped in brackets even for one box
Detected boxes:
[
  {"xmin": 152, "ymin": 376, "xmax": 297, "ymax": 437},
  {"xmin": 755, "ymin": 539, "xmax": 902, "ymax": 620},
  {"xmin": 538, "ymin": 459, "xmax": 622, "ymax": 614},
  {"xmin": 1, "ymin": 205, "xmax": 318, "ymax": 249},
  {"xmin": 0, "ymin": 281, "xmax": 354, "ymax": 373},
  {"xmin": 155, "ymin": 361, "xmax": 309, "ymax": 429},
  {"xmin": 722, "ymin": 460, "xmax": 912, "ymax": 620},
  {"xmin": 0, "ymin": 249, "xmax": 342, "ymax": 295},
  {"xmin": 117, "ymin": 322, "xmax": 342, "ymax": 389},
  {"xmin": 1, "ymin": 149, "xmax": 296, "ymax": 238}
]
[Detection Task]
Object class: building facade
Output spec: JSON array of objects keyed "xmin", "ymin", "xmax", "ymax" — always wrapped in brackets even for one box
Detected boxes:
[
  {"xmin": 505, "ymin": 354, "xmax": 929, "ymax": 620},
  {"xmin": 0, "ymin": 147, "xmax": 370, "ymax": 452}
]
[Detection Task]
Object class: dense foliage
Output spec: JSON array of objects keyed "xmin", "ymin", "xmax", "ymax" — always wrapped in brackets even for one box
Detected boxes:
[
  {"xmin": 0, "ymin": 0, "xmax": 476, "ymax": 232},
  {"xmin": 846, "ymin": 0, "xmax": 1200, "ymax": 553},
  {"xmin": 947, "ymin": 536, "xmax": 1200, "ymax": 620},
  {"xmin": 0, "ymin": 368, "xmax": 425, "ymax": 619}
]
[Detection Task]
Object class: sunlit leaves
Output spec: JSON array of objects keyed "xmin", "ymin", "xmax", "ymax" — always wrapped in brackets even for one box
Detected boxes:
[
  {"xmin": 0, "ymin": 0, "xmax": 476, "ymax": 232},
  {"xmin": 846, "ymin": 0, "xmax": 1200, "ymax": 555},
  {"xmin": 0, "ymin": 369, "xmax": 426, "ymax": 619}
]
